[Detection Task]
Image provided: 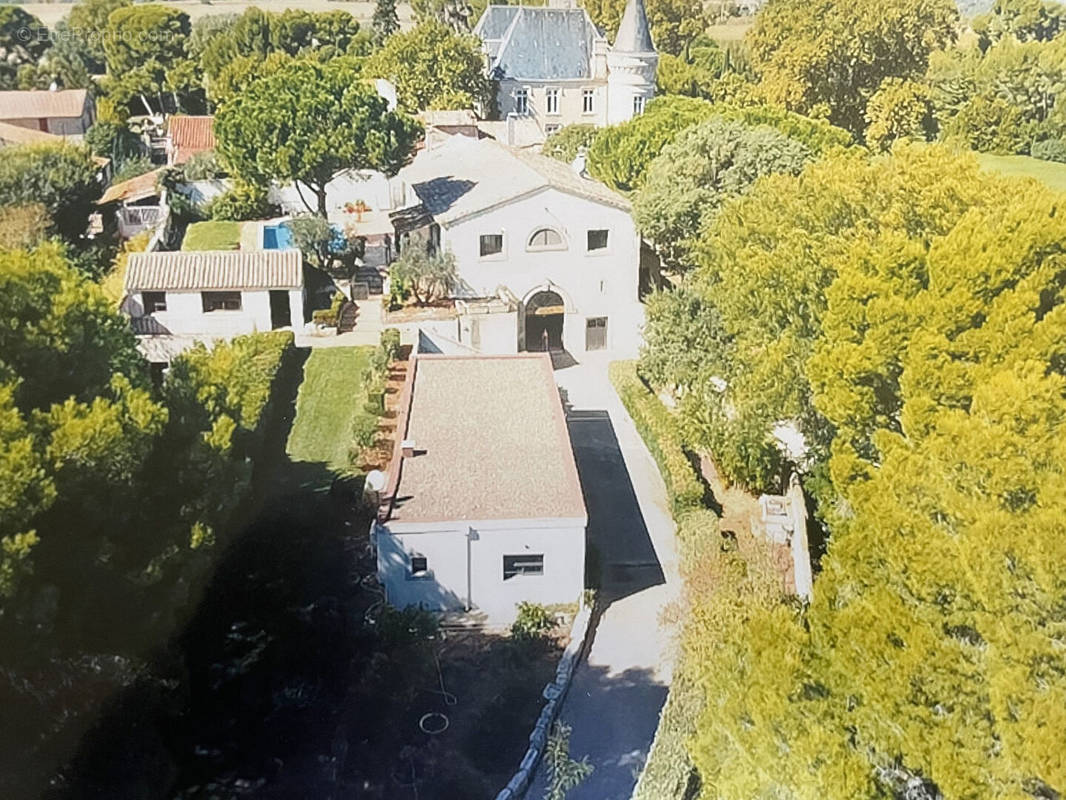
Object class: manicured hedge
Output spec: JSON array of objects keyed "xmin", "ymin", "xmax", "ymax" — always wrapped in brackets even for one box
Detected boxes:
[{"xmin": 609, "ymin": 361, "xmax": 704, "ymax": 515}]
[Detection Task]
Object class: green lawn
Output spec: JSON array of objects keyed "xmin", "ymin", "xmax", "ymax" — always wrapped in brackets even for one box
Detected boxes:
[
  {"xmin": 976, "ymin": 153, "xmax": 1066, "ymax": 194},
  {"xmin": 285, "ymin": 347, "xmax": 372, "ymax": 479},
  {"xmin": 182, "ymin": 220, "xmax": 243, "ymax": 251}
]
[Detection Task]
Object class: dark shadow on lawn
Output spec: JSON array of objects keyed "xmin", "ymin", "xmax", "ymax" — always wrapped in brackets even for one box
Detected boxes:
[{"xmin": 566, "ymin": 410, "xmax": 665, "ymax": 604}]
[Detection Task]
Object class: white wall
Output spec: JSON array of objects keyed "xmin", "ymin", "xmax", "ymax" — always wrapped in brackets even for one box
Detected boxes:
[
  {"xmin": 376, "ymin": 521, "xmax": 585, "ymax": 620},
  {"xmin": 125, "ymin": 288, "xmax": 304, "ymax": 337},
  {"xmin": 496, "ymin": 78, "xmax": 608, "ymax": 132},
  {"xmin": 441, "ymin": 187, "xmax": 644, "ymax": 357},
  {"xmin": 270, "ymin": 170, "xmax": 399, "ymax": 217}
]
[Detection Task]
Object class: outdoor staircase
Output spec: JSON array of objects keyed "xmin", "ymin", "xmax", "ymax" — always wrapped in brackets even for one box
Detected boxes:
[
  {"xmin": 353, "ymin": 264, "xmax": 385, "ymax": 296},
  {"xmin": 337, "ymin": 301, "xmax": 359, "ymax": 334}
]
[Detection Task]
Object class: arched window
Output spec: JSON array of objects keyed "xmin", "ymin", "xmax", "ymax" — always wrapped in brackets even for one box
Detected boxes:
[{"xmin": 527, "ymin": 227, "xmax": 565, "ymax": 251}]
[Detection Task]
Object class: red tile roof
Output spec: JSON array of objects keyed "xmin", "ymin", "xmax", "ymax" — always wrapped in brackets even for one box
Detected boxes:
[
  {"xmin": 168, "ymin": 115, "xmax": 216, "ymax": 164},
  {"xmin": 385, "ymin": 354, "xmax": 587, "ymax": 525}
]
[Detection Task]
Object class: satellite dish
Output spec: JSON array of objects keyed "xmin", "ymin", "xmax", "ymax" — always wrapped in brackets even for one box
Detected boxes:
[{"xmin": 365, "ymin": 470, "xmax": 387, "ymax": 493}]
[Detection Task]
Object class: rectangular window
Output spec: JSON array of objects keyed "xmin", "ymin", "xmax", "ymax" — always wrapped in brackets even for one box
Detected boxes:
[
  {"xmin": 479, "ymin": 233, "xmax": 504, "ymax": 257},
  {"xmin": 202, "ymin": 291, "xmax": 242, "ymax": 312},
  {"xmin": 409, "ymin": 555, "xmax": 428, "ymax": 578},
  {"xmin": 514, "ymin": 88, "xmax": 528, "ymax": 115},
  {"xmin": 546, "ymin": 88, "xmax": 559, "ymax": 115},
  {"xmin": 545, "ymin": 123, "xmax": 561, "ymax": 135},
  {"xmin": 582, "ymin": 89, "xmax": 595, "ymax": 114},
  {"xmin": 633, "ymin": 95, "xmax": 646, "ymax": 115},
  {"xmin": 503, "ymin": 554, "xmax": 544, "ymax": 580},
  {"xmin": 587, "ymin": 229, "xmax": 609, "ymax": 251},
  {"xmin": 143, "ymin": 291, "xmax": 167, "ymax": 312}
]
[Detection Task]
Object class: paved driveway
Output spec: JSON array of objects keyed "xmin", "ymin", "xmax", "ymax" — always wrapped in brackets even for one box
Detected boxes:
[{"xmin": 528, "ymin": 358, "xmax": 680, "ymax": 800}]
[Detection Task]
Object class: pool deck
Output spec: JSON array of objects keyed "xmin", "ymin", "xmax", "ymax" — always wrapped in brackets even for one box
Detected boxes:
[{"xmin": 239, "ymin": 221, "xmax": 263, "ymax": 251}]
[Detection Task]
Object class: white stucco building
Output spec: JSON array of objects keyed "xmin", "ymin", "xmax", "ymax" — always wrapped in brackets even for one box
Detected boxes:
[
  {"xmin": 122, "ymin": 250, "xmax": 305, "ymax": 362},
  {"xmin": 374, "ymin": 354, "xmax": 587, "ymax": 620},
  {"xmin": 474, "ymin": 0, "xmax": 657, "ymax": 142},
  {"xmin": 393, "ymin": 134, "xmax": 646, "ymax": 357}
]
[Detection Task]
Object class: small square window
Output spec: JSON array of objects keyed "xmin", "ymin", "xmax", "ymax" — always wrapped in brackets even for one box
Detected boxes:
[
  {"xmin": 480, "ymin": 233, "xmax": 504, "ymax": 257},
  {"xmin": 410, "ymin": 555, "xmax": 428, "ymax": 577},
  {"xmin": 545, "ymin": 123, "xmax": 561, "ymax": 135},
  {"xmin": 587, "ymin": 229, "xmax": 609, "ymax": 251},
  {"xmin": 503, "ymin": 554, "xmax": 544, "ymax": 580},
  {"xmin": 582, "ymin": 89, "xmax": 594, "ymax": 114},
  {"xmin": 143, "ymin": 291, "xmax": 167, "ymax": 312},
  {"xmin": 202, "ymin": 291, "xmax": 242, "ymax": 312}
]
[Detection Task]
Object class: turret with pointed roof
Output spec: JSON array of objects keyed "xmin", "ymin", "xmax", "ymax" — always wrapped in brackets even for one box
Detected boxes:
[{"xmin": 613, "ymin": 0, "xmax": 655, "ymax": 54}]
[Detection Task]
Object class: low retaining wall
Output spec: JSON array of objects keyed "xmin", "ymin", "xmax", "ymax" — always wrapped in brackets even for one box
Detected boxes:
[{"xmin": 494, "ymin": 605, "xmax": 593, "ymax": 800}]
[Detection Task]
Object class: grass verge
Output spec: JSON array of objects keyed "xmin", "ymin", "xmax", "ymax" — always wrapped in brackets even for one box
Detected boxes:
[
  {"xmin": 976, "ymin": 153, "xmax": 1066, "ymax": 193},
  {"xmin": 286, "ymin": 347, "xmax": 372, "ymax": 479}
]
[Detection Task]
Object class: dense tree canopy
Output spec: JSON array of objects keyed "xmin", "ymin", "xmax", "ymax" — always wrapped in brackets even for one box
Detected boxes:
[
  {"xmin": 363, "ymin": 20, "xmax": 491, "ymax": 112},
  {"xmin": 0, "ymin": 142, "xmax": 102, "ymax": 244},
  {"xmin": 864, "ymin": 78, "xmax": 937, "ymax": 150},
  {"xmin": 0, "ymin": 7, "xmax": 50, "ymax": 89},
  {"xmin": 67, "ymin": 0, "xmax": 132, "ymax": 73},
  {"xmin": 747, "ymin": 0, "xmax": 958, "ymax": 136},
  {"xmin": 215, "ymin": 58, "xmax": 421, "ymax": 216},
  {"xmin": 633, "ymin": 117, "xmax": 814, "ymax": 271},
  {"xmin": 103, "ymin": 5, "xmax": 199, "ymax": 114},
  {"xmin": 973, "ymin": 0, "xmax": 1066, "ymax": 50}
]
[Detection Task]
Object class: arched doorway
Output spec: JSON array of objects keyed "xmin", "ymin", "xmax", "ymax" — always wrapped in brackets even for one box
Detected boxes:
[{"xmin": 525, "ymin": 290, "xmax": 565, "ymax": 352}]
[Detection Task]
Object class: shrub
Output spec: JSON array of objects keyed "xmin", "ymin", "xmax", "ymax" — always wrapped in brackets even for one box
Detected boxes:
[
  {"xmin": 542, "ymin": 124, "xmax": 598, "ymax": 163},
  {"xmin": 351, "ymin": 412, "xmax": 379, "ymax": 451},
  {"xmin": 380, "ymin": 328, "xmax": 401, "ymax": 360},
  {"xmin": 310, "ymin": 291, "xmax": 346, "ymax": 327},
  {"xmin": 207, "ymin": 180, "xmax": 276, "ymax": 221},
  {"xmin": 511, "ymin": 601, "xmax": 555, "ymax": 642},
  {"xmin": 609, "ymin": 361, "xmax": 704, "ymax": 514},
  {"xmin": 1032, "ymin": 138, "xmax": 1066, "ymax": 163}
]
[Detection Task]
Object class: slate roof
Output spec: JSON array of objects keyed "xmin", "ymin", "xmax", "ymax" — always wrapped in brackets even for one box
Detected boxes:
[
  {"xmin": 615, "ymin": 0, "xmax": 655, "ymax": 53},
  {"xmin": 0, "ymin": 89, "xmax": 89, "ymax": 120},
  {"xmin": 398, "ymin": 135, "xmax": 629, "ymax": 226},
  {"xmin": 167, "ymin": 115, "xmax": 216, "ymax": 164},
  {"xmin": 125, "ymin": 250, "xmax": 303, "ymax": 291},
  {"xmin": 385, "ymin": 354, "xmax": 587, "ymax": 524},
  {"xmin": 475, "ymin": 6, "xmax": 603, "ymax": 80}
]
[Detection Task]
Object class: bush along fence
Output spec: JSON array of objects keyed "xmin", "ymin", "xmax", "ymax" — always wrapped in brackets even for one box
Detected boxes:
[
  {"xmin": 609, "ymin": 361, "xmax": 715, "ymax": 800},
  {"xmin": 494, "ymin": 604, "xmax": 593, "ymax": 800},
  {"xmin": 350, "ymin": 329, "xmax": 402, "ymax": 466},
  {"xmin": 608, "ymin": 361, "xmax": 704, "ymax": 515}
]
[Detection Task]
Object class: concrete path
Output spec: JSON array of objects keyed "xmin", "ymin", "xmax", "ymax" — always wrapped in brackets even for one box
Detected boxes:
[
  {"xmin": 295, "ymin": 298, "xmax": 385, "ymax": 348},
  {"xmin": 528, "ymin": 357, "xmax": 680, "ymax": 800}
]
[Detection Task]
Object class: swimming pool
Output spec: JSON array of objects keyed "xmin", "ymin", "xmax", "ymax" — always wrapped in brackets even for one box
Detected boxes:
[
  {"xmin": 262, "ymin": 222, "xmax": 347, "ymax": 251},
  {"xmin": 262, "ymin": 223, "xmax": 296, "ymax": 250}
]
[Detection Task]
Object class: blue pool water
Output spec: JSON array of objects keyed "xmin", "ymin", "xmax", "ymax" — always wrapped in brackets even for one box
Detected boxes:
[
  {"xmin": 262, "ymin": 222, "xmax": 347, "ymax": 252},
  {"xmin": 262, "ymin": 223, "xmax": 296, "ymax": 250}
]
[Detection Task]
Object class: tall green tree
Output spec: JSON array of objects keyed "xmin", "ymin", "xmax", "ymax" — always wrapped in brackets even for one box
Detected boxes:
[
  {"xmin": 864, "ymin": 77, "xmax": 937, "ymax": 150},
  {"xmin": 747, "ymin": 0, "xmax": 958, "ymax": 136},
  {"xmin": 364, "ymin": 20, "xmax": 491, "ymax": 112},
  {"xmin": 66, "ymin": 0, "xmax": 132, "ymax": 73},
  {"xmin": 215, "ymin": 58, "xmax": 421, "ymax": 217},
  {"xmin": 372, "ymin": 0, "xmax": 400, "ymax": 45},
  {"xmin": 0, "ymin": 142, "xmax": 102, "ymax": 244},
  {"xmin": 0, "ymin": 7, "xmax": 51, "ymax": 89},
  {"xmin": 580, "ymin": 0, "xmax": 708, "ymax": 55},
  {"xmin": 633, "ymin": 116, "xmax": 813, "ymax": 271},
  {"xmin": 103, "ymin": 4, "xmax": 199, "ymax": 114},
  {"xmin": 973, "ymin": 0, "xmax": 1066, "ymax": 50}
]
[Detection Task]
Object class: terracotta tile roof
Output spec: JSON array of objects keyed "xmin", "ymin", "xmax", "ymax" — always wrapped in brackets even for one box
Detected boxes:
[
  {"xmin": 124, "ymin": 250, "xmax": 303, "ymax": 291},
  {"xmin": 0, "ymin": 121, "xmax": 61, "ymax": 146},
  {"xmin": 0, "ymin": 89, "xmax": 89, "ymax": 120},
  {"xmin": 398, "ymin": 135, "xmax": 629, "ymax": 226},
  {"xmin": 168, "ymin": 115, "xmax": 215, "ymax": 164},
  {"xmin": 385, "ymin": 354, "xmax": 587, "ymax": 525},
  {"xmin": 99, "ymin": 168, "xmax": 164, "ymax": 205}
]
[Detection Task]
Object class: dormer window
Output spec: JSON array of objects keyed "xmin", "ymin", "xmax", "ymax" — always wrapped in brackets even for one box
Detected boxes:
[{"xmin": 527, "ymin": 227, "xmax": 565, "ymax": 251}]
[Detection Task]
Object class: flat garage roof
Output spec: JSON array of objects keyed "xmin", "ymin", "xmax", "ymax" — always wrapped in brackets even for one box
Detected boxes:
[{"xmin": 385, "ymin": 354, "xmax": 587, "ymax": 525}]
